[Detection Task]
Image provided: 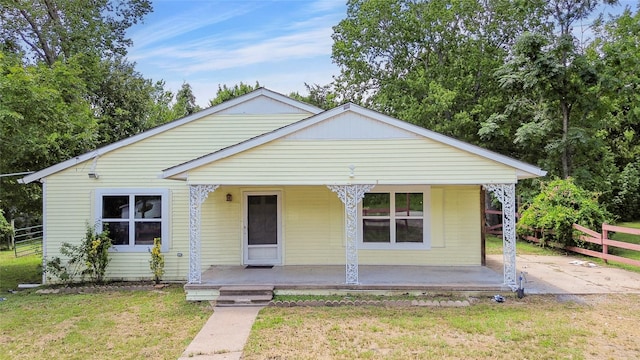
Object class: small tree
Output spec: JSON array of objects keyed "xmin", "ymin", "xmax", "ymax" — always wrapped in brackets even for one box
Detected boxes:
[
  {"xmin": 518, "ymin": 178, "xmax": 613, "ymax": 246},
  {"xmin": 149, "ymin": 237, "xmax": 164, "ymax": 284}
]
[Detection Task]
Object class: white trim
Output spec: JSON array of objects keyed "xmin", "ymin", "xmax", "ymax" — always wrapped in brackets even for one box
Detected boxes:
[
  {"xmin": 95, "ymin": 188, "xmax": 170, "ymax": 253},
  {"xmin": 19, "ymin": 88, "xmax": 323, "ymax": 184},
  {"xmin": 162, "ymin": 103, "xmax": 546, "ymax": 180},
  {"xmin": 242, "ymin": 191, "xmax": 283, "ymax": 265},
  {"xmin": 358, "ymin": 185, "xmax": 432, "ymax": 250},
  {"xmin": 41, "ymin": 180, "xmax": 47, "ymax": 285}
]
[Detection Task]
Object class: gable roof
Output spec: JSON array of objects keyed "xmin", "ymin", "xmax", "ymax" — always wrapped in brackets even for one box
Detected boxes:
[
  {"xmin": 20, "ymin": 88, "xmax": 323, "ymax": 184},
  {"xmin": 162, "ymin": 103, "xmax": 546, "ymax": 180}
]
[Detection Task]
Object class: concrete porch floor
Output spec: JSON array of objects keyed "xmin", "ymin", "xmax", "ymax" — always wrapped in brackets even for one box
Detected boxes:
[{"xmin": 194, "ymin": 264, "xmax": 507, "ymax": 292}]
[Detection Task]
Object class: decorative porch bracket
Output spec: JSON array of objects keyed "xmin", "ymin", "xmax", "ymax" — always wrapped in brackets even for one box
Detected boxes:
[
  {"xmin": 483, "ymin": 183, "xmax": 517, "ymax": 290},
  {"xmin": 188, "ymin": 184, "xmax": 219, "ymax": 284},
  {"xmin": 327, "ymin": 184, "xmax": 375, "ymax": 285}
]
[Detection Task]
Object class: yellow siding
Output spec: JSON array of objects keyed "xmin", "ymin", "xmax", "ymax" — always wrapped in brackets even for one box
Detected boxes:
[
  {"xmin": 187, "ymin": 139, "xmax": 517, "ymax": 184},
  {"xmin": 283, "ymin": 186, "xmax": 344, "ymax": 265},
  {"xmin": 44, "ymin": 113, "xmax": 308, "ymax": 282},
  {"xmin": 359, "ymin": 185, "xmax": 481, "ymax": 265},
  {"xmin": 430, "ymin": 187, "xmax": 445, "ymax": 248},
  {"xmin": 201, "ymin": 189, "xmax": 242, "ymax": 267},
  {"xmin": 193, "ymin": 185, "xmax": 481, "ymax": 267}
]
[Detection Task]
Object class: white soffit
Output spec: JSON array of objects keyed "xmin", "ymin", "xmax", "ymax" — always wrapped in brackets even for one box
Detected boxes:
[{"xmin": 285, "ymin": 112, "xmax": 419, "ymax": 140}]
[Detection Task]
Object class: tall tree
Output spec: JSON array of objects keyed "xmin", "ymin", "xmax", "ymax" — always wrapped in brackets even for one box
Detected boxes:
[
  {"xmin": 0, "ymin": 52, "xmax": 97, "ymax": 219},
  {"xmin": 332, "ymin": 0, "xmax": 548, "ymax": 145},
  {"xmin": 173, "ymin": 82, "xmax": 200, "ymax": 118},
  {"xmin": 480, "ymin": 0, "xmax": 617, "ymax": 181},
  {"xmin": 589, "ymin": 7, "xmax": 640, "ymax": 219},
  {"xmin": 0, "ymin": 0, "xmax": 152, "ymax": 65},
  {"xmin": 86, "ymin": 56, "xmax": 167, "ymax": 145},
  {"xmin": 209, "ymin": 81, "xmax": 261, "ymax": 106}
]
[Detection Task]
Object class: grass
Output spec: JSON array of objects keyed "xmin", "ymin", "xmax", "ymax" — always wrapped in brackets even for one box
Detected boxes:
[
  {"xmin": 0, "ymin": 250, "xmax": 42, "ymax": 293},
  {"xmin": 244, "ymin": 294, "xmax": 640, "ymax": 359},
  {"xmin": 485, "ymin": 235, "xmax": 561, "ymax": 256},
  {"xmin": 608, "ymin": 221, "xmax": 640, "ymax": 258},
  {"xmin": 0, "ymin": 251, "xmax": 211, "ymax": 360}
]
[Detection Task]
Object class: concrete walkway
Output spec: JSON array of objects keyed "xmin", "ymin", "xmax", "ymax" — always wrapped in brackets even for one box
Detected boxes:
[{"xmin": 178, "ymin": 306, "xmax": 263, "ymax": 360}]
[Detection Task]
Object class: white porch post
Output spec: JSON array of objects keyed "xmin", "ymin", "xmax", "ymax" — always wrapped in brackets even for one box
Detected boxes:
[
  {"xmin": 483, "ymin": 183, "xmax": 517, "ymax": 289},
  {"xmin": 327, "ymin": 184, "xmax": 375, "ymax": 285},
  {"xmin": 188, "ymin": 184, "xmax": 219, "ymax": 284}
]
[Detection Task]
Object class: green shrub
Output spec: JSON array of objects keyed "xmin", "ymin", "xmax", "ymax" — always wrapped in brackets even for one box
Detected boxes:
[
  {"xmin": 149, "ymin": 237, "xmax": 164, "ymax": 284},
  {"xmin": 517, "ymin": 178, "xmax": 613, "ymax": 246},
  {"xmin": 46, "ymin": 225, "xmax": 112, "ymax": 284}
]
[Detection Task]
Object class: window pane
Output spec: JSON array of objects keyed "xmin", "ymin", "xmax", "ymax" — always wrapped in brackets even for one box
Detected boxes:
[
  {"xmin": 135, "ymin": 222, "xmax": 161, "ymax": 245},
  {"xmin": 135, "ymin": 196, "xmax": 161, "ymax": 219},
  {"xmin": 395, "ymin": 193, "xmax": 423, "ymax": 216},
  {"xmin": 362, "ymin": 193, "xmax": 390, "ymax": 216},
  {"xmin": 396, "ymin": 219, "xmax": 423, "ymax": 243},
  {"xmin": 103, "ymin": 196, "xmax": 129, "ymax": 219},
  {"xmin": 248, "ymin": 195, "xmax": 278, "ymax": 245},
  {"xmin": 104, "ymin": 222, "xmax": 129, "ymax": 245},
  {"xmin": 363, "ymin": 219, "xmax": 390, "ymax": 242}
]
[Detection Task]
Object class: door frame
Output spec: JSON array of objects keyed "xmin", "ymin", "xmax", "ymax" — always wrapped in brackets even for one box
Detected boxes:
[{"xmin": 242, "ymin": 190, "xmax": 283, "ymax": 265}]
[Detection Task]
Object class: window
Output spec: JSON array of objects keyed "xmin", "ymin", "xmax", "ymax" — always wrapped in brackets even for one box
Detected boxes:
[
  {"xmin": 96, "ymin": 189, "xmax": 169, "ymax": 252},
  {"xmin": 360, "ymin": 187, "xmax": 430, "ymax": 249}
]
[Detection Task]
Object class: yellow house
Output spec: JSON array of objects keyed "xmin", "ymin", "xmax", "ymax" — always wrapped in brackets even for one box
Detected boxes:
[{"xmin": 21, "ymin": 88, "xmax": 545, "ymax": 297}]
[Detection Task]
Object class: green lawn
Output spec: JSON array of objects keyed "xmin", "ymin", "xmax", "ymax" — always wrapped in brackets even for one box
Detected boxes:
[
  {"xmin": 485, "ymin": 235, "xmax": 561, "ymax": 256},
  {"xmin": 0, "ymin": 252, "xmax": 210, "ymax": 360},
  {"xmin": 608, "ymin": 222, "xmax": 640, "ymax": 258},
  {"xmin": 244, "ymin": 295, "xmax": 640, "ymax": 360},
  {"xmin": 0, "ymin": 250, "xmax": 42, "ymax": 293}
]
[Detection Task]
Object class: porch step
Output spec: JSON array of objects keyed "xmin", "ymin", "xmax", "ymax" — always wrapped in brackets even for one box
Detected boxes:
[{"xmin": 215, "ymin": 285, "xmax": 274, "ymax": 307}]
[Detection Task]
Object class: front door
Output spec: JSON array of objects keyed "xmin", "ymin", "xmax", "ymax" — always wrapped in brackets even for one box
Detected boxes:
[{"xmin": 243, "ymin": 192, "xmax": 282, "ymax": 265}]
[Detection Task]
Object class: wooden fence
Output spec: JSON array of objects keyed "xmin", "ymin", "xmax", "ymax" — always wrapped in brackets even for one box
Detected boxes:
[
  {"xmin": 571, "ymin": 223, "xmax": 640, "ymax": 267},
  {"xmin": 484, "ymin": 209, "xmax": 640, "ymax": 267}
]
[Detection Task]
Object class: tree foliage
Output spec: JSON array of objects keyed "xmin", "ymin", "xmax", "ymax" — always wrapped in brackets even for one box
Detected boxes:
[
  {"xmin": 332, "ymin": 0, "xmax": 548, "ymax": 144},
  {"xmin": 482, "ymin": 0, "xmax": 617, "ymax": 181},
  {"xmin": 0, "ymin": 1, "xmax": 179, "ymax": 221},
  {"xmin": 288, "ymin": 82, "xmax": 340, "ymax": 110},
  {"xmin": 0, "ymin": 52, "xmax": 97, "ymax": 218},
  {"xmin": 209, "ymin": 81, "xmax": 261, "ymax": 107},
  {"xmin": 0, "ymin": 0, "xmax": 151, "ymax": 65},
  {"xmin": 517, "ymin": 178, "xmax": 613, "ymax": 246},
  {"xmin": 173, "ymin": 82, "xmax": 201, "ymax": 118}
]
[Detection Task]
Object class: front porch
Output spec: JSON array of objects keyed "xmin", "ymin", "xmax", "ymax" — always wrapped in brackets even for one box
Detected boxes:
[{"xmin": 184, "ymin": 264, "xmax": 508, "ymax": 301}]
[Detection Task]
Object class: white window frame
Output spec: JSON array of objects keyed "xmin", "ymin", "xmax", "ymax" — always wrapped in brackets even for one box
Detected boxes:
[
  {"xmin": 95, "ymin": 188, "xmax": 170, "ymax": 253},
  {"xmin": 358, "ymin": 185, "xmax": 431, "ymax": 250}
]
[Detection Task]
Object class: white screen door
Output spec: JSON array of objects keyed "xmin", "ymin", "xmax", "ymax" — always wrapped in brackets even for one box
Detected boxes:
[{"xmin": 243, "ymin": 192, "xmax": 282, "ymax": 265}]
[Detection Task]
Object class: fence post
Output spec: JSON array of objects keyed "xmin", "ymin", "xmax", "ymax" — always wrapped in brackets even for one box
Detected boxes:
[{"xmin": 602, "ymin": 224, "xmax": 608, "ymax": 264}]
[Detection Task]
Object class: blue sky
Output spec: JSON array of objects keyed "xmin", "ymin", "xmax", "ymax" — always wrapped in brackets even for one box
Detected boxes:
[
  {"xmin": 127, "ymin": 0, "xmax": 347, "ymax": 106},
  {"xmin": 127, "ymin": 0, "xmax": 636, "ymax": 107}
]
